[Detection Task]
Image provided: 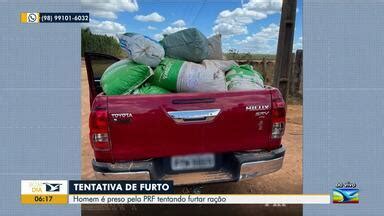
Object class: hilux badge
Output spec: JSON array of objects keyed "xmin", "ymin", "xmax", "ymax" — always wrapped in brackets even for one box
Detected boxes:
[{"xmin": 245, "ymin": 105, "xmax": 270, "ymax": 111}]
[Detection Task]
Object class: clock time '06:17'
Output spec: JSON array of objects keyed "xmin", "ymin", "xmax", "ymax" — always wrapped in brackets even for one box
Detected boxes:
[{"xmin": 34, "ymin": 195, "xmax": 53, "ymax": 202}]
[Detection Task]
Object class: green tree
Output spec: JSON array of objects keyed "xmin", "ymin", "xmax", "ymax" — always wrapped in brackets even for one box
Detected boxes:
[{"xmin": 81, "ymin": 28, "xmax": 126, "ymax": 58}]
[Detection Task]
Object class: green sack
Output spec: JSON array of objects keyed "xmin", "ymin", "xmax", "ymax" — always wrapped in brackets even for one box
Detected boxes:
[
  {"xmin": 150, "ymin": 58, "xmax": 184, "ymax": 92},
  {"xmin": 132, "ymin": 84, "xmax": 170, "ymax": 95},
  {"xmin": 160, "ymin": 28, "xmax": 209, "ymax": 63},
  {"xmin": 226, "ymin": 65, "xmax": 264, "ymax": 91},
  {"xmin": 100, "ymin": 59, "xmax": 154, "ymax": 95},
  {"xmin": 150, "ymin": 58, "xmax": 235, "ymax": 93}
]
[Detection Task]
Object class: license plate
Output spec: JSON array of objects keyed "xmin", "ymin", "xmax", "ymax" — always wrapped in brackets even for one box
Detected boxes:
[{"xmin": 171, "ymin": 153, "xmax": 215, "ymax": 171}]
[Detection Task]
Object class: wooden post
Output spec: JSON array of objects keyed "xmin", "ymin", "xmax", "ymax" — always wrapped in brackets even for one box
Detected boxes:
[
  {"xmin": 288, "ymin": 52, "xmax": 296, "ymax": 96},
  {"xmin": 288, "ymin": 50, "xmax": 303, "ymax": 97},
  {"xmin": 273, "ymin": 0, "xmax": 297, "ymax": 101},
  {"xmin": 262, "ymin": 57, "xmax": 267, "ymax": 79},
  {"xmin": 295, "ymin": 49, "xmax": 303, "ymax": 96}
]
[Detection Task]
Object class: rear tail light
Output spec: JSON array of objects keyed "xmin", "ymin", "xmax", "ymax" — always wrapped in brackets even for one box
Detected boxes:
[
  {"xmin": 93, "ymin": 133, "xmax": 109, "ymax": 142},
  {"xmin": 89, "ymin": 97, "xmax": 110, "ymax": 151},
  {"xmin": 271, "ymin": 89, "xmax": 286, "ymax": 139},
  {"xmin": 271, "ymin": 123, "xmax": 285, "ymax": 139}
]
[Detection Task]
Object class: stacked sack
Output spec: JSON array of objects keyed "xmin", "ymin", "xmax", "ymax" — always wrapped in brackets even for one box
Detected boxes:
[
  {"xmin": 101, "ymin": 33, "xmax": 168, "ymax": 95},
  {"xmin": 100, "ymin": 59, "xmax": 154, "ymax": 95},
  {"xmin": 118, "ymin": 33, "xmax": 164, "ymax": 67},
  {"xmin": 100, "ymin": 28, "xmax": 264, "ymax": 96},
  {"xmin": 150, "ymin": 58, "xmax": 235, "ymax": 93},
  {"xmin": 226, "ymin": 65, "xmax": 264, "ymax": 91}
]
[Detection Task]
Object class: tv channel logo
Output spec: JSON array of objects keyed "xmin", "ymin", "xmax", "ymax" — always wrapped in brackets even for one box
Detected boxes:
[
  {"xmin": 20, "ymin": 12, "xmax": 40, "ymax": 23},
  {"xmin": 43, "ymin": 183, "xmax": 62, "ymax": 192},
  {"xmin": 333, "ymin": 188, "xmax": 359, "ymax": 204}
]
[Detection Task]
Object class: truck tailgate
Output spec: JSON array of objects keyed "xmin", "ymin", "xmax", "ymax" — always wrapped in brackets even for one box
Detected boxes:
[{"xmin": 107, "ymin": 90, "xmax": 273, "ymax": 161}]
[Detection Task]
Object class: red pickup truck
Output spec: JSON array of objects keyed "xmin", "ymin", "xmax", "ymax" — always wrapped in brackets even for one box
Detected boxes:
[{"xmin": 85, "ymin": 53, "xmax": 286, "ymax": 185}]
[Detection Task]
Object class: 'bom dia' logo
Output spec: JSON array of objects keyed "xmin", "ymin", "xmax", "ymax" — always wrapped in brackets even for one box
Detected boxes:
[
  {"xmin": 29, "ymin": 182, "xmax": 43, "ymax": 193},
  {"xmin": 28, "ymin": 182, "xmax": 62, "ymax": 193}
]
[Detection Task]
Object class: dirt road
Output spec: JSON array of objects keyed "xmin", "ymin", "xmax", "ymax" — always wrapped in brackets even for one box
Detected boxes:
[{"xmin": 81, "ymin": 61, "xmax": 303, "ymax": 215}]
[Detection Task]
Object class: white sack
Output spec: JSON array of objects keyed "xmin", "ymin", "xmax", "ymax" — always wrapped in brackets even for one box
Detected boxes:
[
  {"xmin": 177, "ymin": 60, "xmax": 237, "ymax": 92},
  {"xmin": 118, "ymin": 33, "xmax": 164, "ymax": 67}
]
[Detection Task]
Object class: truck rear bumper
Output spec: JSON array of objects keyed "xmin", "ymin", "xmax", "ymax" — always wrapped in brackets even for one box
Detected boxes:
[{"xmin": 92, "ymin": 146, "xmax": 285, "ymax": 186}]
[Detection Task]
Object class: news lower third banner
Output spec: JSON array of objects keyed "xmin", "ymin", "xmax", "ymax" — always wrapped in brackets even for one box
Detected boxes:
[{"xmin": 21, "ymin": 180, "xmax": 331, "ymax": 205}]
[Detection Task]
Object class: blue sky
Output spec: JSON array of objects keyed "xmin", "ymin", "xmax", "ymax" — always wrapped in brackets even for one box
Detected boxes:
[{"xmin": 82, "ymin": 0, "xmax": 302, "ymax": 54}]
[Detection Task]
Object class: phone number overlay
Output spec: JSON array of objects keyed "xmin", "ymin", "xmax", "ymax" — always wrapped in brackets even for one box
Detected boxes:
[{"xmin": 40, "ymin": 13, "xmax": 89, "ymax": 23}]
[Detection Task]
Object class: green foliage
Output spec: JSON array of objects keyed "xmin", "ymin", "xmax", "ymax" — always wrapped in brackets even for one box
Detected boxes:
[
  {"xmin": 224, "ymin": 49, "xmax": 276, "ymax": 60},
  {"xmin": 81, "ymin": 28, "xmax": 126, "ymax": 58}
]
